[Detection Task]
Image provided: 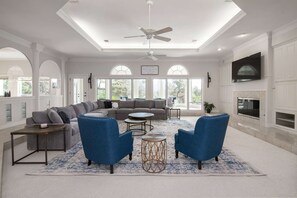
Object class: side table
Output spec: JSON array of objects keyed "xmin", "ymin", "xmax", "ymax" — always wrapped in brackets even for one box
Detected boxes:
[
  {"xmin": 141, "ymin": 133, "xmax": 167, "ymax": 173},
  {"xmin": 169, "ymin": 108, "xmax": 181, "ymax": 119},
  {"xmin": 124, "ymin": 118, "xmax": 147, "ymax": 136},
  {"xmin": 11, "ymin": 124, "xmax": 66, "ymax": 165}
]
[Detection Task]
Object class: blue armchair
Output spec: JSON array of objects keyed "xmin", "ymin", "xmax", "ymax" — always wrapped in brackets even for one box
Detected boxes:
[
  {"xmin": 175, "ymin": 114, "xmax": 229, "ymax": 170},
  {"xmin": 78, "ymin": 115, "xmax": 133, "ymax": 174}
]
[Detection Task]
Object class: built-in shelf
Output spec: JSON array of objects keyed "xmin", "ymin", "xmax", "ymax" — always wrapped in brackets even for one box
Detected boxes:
[
  {"xmin": 6, "ymin": 104, "xmax": 12, "ymax": 122},
  {"xmin": 276, "ymin": 112, "xmax": 295, "ymax": 129},
  {"xmin": 21, "ymin": 102, "xmax": 26, "ymax": 119}
]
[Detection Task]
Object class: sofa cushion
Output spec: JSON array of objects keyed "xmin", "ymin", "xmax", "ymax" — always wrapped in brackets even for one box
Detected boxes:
[
  {"xmin": 92, "ymin": 101, "xmax": 98, "ymax": 109},
  {"xmin": 57, "ymin": 111, "xmax": 70, "ymax": 124},
  {"xmin": 97, "ymin": 100, "xmax": 105, "ymax": 109},
  {"xmin": 116, "ymin": 108, "xmax": 135, "ymax": 114},
  {"xmin": 32, "ymin": 110, "xmax": 51, "ymax": 124},
  {"xmin": 72, "ymin": 103, "xmax": 87, "ymax": 115},
  {"xmin": 71, "ymin": 122, "xmax": 80, "ymax": 136},
  {"xmin": 150, "ymin": 108, "xmax": 166, "ymax": 114},
  {"xmin": 91, "ymin": 109, "xmax": 109, "ymax": 116},
  {"xmin": 154, "ymin": 100, "xmax": 166, "ymax": 109},
  {"xmin": 119, "ymin": 100, "xmax": 135, "ymax": 108},
  {"xmin": 135, "ymin": 100, "xmax": 153, "ymax": 108},
  {"xmin": 57, "ymin": 106, "xmax": 76, "ymax": 119},
  {"xmin": 82, "ymin": 101, "xmax": 94, "ymax": 112},
  {"xmin": 47, "ymin": 109, "xmax": 63, "ymax": 124},
  {"xmin": 84, "ymin": 112, "xmax": 106, "ymax": 117}
]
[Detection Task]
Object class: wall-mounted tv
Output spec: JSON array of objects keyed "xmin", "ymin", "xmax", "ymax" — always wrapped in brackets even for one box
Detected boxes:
[{"xmin": 232, "ymin": 52, "xmax": 261, "ymax": 82}]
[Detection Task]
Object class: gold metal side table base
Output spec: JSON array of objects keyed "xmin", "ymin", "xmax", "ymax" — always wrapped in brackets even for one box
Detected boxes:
[{"xmin": 141, "ymin": 133, "xmax": 167, "ymax": 173}]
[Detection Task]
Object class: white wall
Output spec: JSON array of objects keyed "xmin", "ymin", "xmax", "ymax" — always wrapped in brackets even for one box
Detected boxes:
[
  {"xmin": 66, "ymin": 59, "xmax": 220, "ymax": 114},
  {"xmin": 219, "ymin": 33, "xmax": 273, "ymax": 127}
]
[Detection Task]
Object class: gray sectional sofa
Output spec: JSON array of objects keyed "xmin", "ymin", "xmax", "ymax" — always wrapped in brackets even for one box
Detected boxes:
[
  {"xmin": 26, "ymin": 99, "xmax": 168, "ymax": 150},
  {"xmin": 103, "ymin": 99, "xmax": 168, "ymax": 120}
]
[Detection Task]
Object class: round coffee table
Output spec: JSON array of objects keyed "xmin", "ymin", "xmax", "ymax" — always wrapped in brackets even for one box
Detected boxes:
[
  {"xmin": 128, "ymin": 112, "xmax": 154, "ymax": 131},
  {"xmin": 124, "ymin": 118, "xmax": 147, "ymax": 136},
  {"xmin": 141, "ymin": 133, "xmax": 167, "ymax": 173}
]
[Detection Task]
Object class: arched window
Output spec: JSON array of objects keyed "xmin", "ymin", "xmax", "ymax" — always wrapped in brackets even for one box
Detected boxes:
[
  {"xmin": 0, "ymin": 47, "xmax": 32, "ymax": 97},
  {"xmin": 40, "ymin": 60, "xmax": 61, "ymax": 96},
  {"xmin": 110, "ymin": 65, "xmax": 132, "ymax": 75},
  {"xmin": 167, "ymin": 65, "xmax": 188, "ymax": 75}
]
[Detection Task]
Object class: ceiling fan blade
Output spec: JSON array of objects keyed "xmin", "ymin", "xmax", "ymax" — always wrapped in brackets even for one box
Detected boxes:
[
  {"xmin": 124, "ymin": 35, "xmax": 146, "ymax": 38},
  {"xmin": 154, "ymin": 35, "xmax": 171, "ymax": 42},
  {"xmin": 139, "ymin": 27, "xmax": 149, "ymax": 35},
  {"xmin": 153, "ymin": 27, "xmax": 173, "ymax": 35},
  {"xmin": 150, "ymin": 55, "xmax": 158, "ymax": 61}
]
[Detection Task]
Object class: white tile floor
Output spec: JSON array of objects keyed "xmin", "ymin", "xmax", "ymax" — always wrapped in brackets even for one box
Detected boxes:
[{"xmin": 2, "ymin": 117, "xmax": 297, "ymax": 198}]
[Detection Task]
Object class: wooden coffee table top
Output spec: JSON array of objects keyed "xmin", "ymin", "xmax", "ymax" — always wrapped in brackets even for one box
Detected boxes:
[{"xmin": 11, "ymin": 125, "xmax": 65, "ymax": 135}]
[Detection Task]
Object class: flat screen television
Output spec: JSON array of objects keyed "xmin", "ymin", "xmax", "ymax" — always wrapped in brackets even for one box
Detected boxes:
[{"xmin": 232, "ymin": 52, "xmax": 261, "ymax": 82}]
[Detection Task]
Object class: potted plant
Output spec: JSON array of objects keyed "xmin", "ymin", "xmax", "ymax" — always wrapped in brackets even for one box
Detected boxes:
[{"xmin": 204, "ymin": 102, "xmax": 215, "ymax": 113}]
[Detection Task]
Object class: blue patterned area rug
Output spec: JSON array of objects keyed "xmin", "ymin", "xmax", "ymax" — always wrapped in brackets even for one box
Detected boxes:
[{"xmin": 28, "ymin": 120, "xmax": 264, "ymax": 176}]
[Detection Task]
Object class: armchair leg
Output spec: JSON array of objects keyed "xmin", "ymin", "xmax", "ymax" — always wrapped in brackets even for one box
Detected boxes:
[
  {"xmin": 215, "ymin": 156, "xmax": 218, "ymax": 161},
  {"xmin": 110, "ymin": 165, "xmax": 114, "ymax": 174},
  {"xmin": 198, "ymin": 161, "xmax": 202, "ymax": 170},
  {"xmin": 129, "ymin": 153, "xmax": 132, "ymax": 160},
  {"xmin": 175, "ymin": 150, "xmax": 179, "ymax": 158},
  {"xmin": 88, "ymin": 160, "xmax": 91, "ymax": 166}
]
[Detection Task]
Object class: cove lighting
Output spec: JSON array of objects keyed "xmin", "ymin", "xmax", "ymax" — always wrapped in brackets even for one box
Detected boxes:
[{"xmin": 58, "ymin": 0, "xmax": 242, "ymax": 51}]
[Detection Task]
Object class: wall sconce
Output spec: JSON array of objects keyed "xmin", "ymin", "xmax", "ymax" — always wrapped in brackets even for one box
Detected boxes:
[
  {"xmin": 88, "ymin": 73, "xmax": 92, "ymax": 89},
  {"xmin": 207, "ymin": 72, "xmax": 211, "ymax": 88}
]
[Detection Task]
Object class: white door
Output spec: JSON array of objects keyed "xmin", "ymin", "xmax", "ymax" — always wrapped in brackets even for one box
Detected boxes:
[{"xmin": 69, "ymin": 75, "xmax": 89, "ymax": 104}]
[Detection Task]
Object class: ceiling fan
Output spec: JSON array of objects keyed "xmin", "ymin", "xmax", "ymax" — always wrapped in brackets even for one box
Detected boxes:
[
  {"xmin": 139, "ymin": 40, "xmax": 166, "ymax": 61},
  {"xmin": 124, "ymin": 0, "xmax": 173, "ymax": 42}
]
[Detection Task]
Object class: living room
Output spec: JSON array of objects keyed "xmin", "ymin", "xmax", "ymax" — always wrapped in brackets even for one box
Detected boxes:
[{"xmin": 0, "ymin": 0, "xmax": 297, "ymax": 197}]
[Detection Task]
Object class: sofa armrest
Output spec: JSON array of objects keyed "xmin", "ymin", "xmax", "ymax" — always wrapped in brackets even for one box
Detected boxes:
[{"xmin": 26, "ymin": 117, "xmax": 35, "ymax": 126}]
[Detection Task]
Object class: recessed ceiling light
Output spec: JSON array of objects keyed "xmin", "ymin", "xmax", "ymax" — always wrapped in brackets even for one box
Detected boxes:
[
  {"xmin": 192, "ymin": 39, "xmax": 197, "ymax": 43},
  {"xmin": 104, "ymin": 40, "xmax": 109, "ymax": 43},
  {"xmin": 217, "ymin": 48, "xmax": 222, "ymax": 51},
  {"xmin": 237, "ymin": 33, "xmax": 248, "ymax": 38},
  {"xmin": 69, "ymin": 0, "xmax": 79, "ymax": 3}
]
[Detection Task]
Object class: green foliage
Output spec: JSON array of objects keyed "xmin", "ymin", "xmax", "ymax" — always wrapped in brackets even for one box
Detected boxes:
[
  {"xmin": 204, "ymin": 102, "xmax": 215, "ymax": 113},
  {"xmin": 22, "ymin": 81, "xmax": 32, "ymax": 95}
]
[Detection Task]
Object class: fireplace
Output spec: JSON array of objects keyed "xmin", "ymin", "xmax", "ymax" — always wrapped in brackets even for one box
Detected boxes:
[{"xmin": 237, "ymin": 97, "xmax": 260, "ymax": 119}]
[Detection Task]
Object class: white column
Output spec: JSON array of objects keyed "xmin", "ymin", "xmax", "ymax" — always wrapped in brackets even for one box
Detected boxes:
[
  {"xmin": 61, "ymin": 57, "xmax": 68, "ymax": 106},
  {"xmin": 31, "ymin": 43, "xmax": 43, "ymax": 111},
  {"xmin": 266, "ymin": 32, "xmax": 274, "ymax": 127}
]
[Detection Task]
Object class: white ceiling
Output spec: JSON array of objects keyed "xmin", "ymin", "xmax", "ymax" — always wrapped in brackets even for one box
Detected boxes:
[{"xmin": 0, "ymin": 0, "xmax": 297, "ymax": 60}]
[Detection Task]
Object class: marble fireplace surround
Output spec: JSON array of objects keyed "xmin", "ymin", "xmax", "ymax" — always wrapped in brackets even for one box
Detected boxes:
[{"xmin": 229, "ymin": 91, "xmax": 297, "ymax": 155}]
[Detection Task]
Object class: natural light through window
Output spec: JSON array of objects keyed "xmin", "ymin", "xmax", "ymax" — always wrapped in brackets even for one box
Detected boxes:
[
  {"xmin": 111, "ymin": 65, "xmax": 132, "ymax": 75},
  {"xmin": 167, "ymin": 65, "xmax": 188, "ymax": 75}
]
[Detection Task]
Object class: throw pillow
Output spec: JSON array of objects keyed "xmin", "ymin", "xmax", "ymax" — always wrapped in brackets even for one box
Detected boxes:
[
  {"xmin": 47, "ymin": 109, "xmax": 63, "ymax": 124},
  {"xmin": 82, "ymin": 101, "xmax": 94, "ymax": 112},
  {"xmin": 32, "ymin": 110, "xmax": 52, "ymax": 124},
  {"xmin": 92, "ymin": 101, "xmax": 98, "ymax": 109},
  {"xmin": 104, "ymin": 100, "xmax": 112, "ymax": 108},
  {"xmin": 97, "ymin": 100, "xmax": 105, "ymax": 108},
  {"xmin": 112, "ymin": 102, "xmax": 119, "ymax": 108},
  {"xmin": 72, "ymin": 103, "xmax": 87, "ymax": 115},
  {"xmin": 58, "ymin": 111, "xmax": 70, "ymax": 124}
]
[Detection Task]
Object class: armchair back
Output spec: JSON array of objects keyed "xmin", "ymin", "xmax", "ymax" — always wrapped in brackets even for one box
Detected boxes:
[{"xmin": 78, "ymin": 115, "xmax": 133, "ymax": 165}]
